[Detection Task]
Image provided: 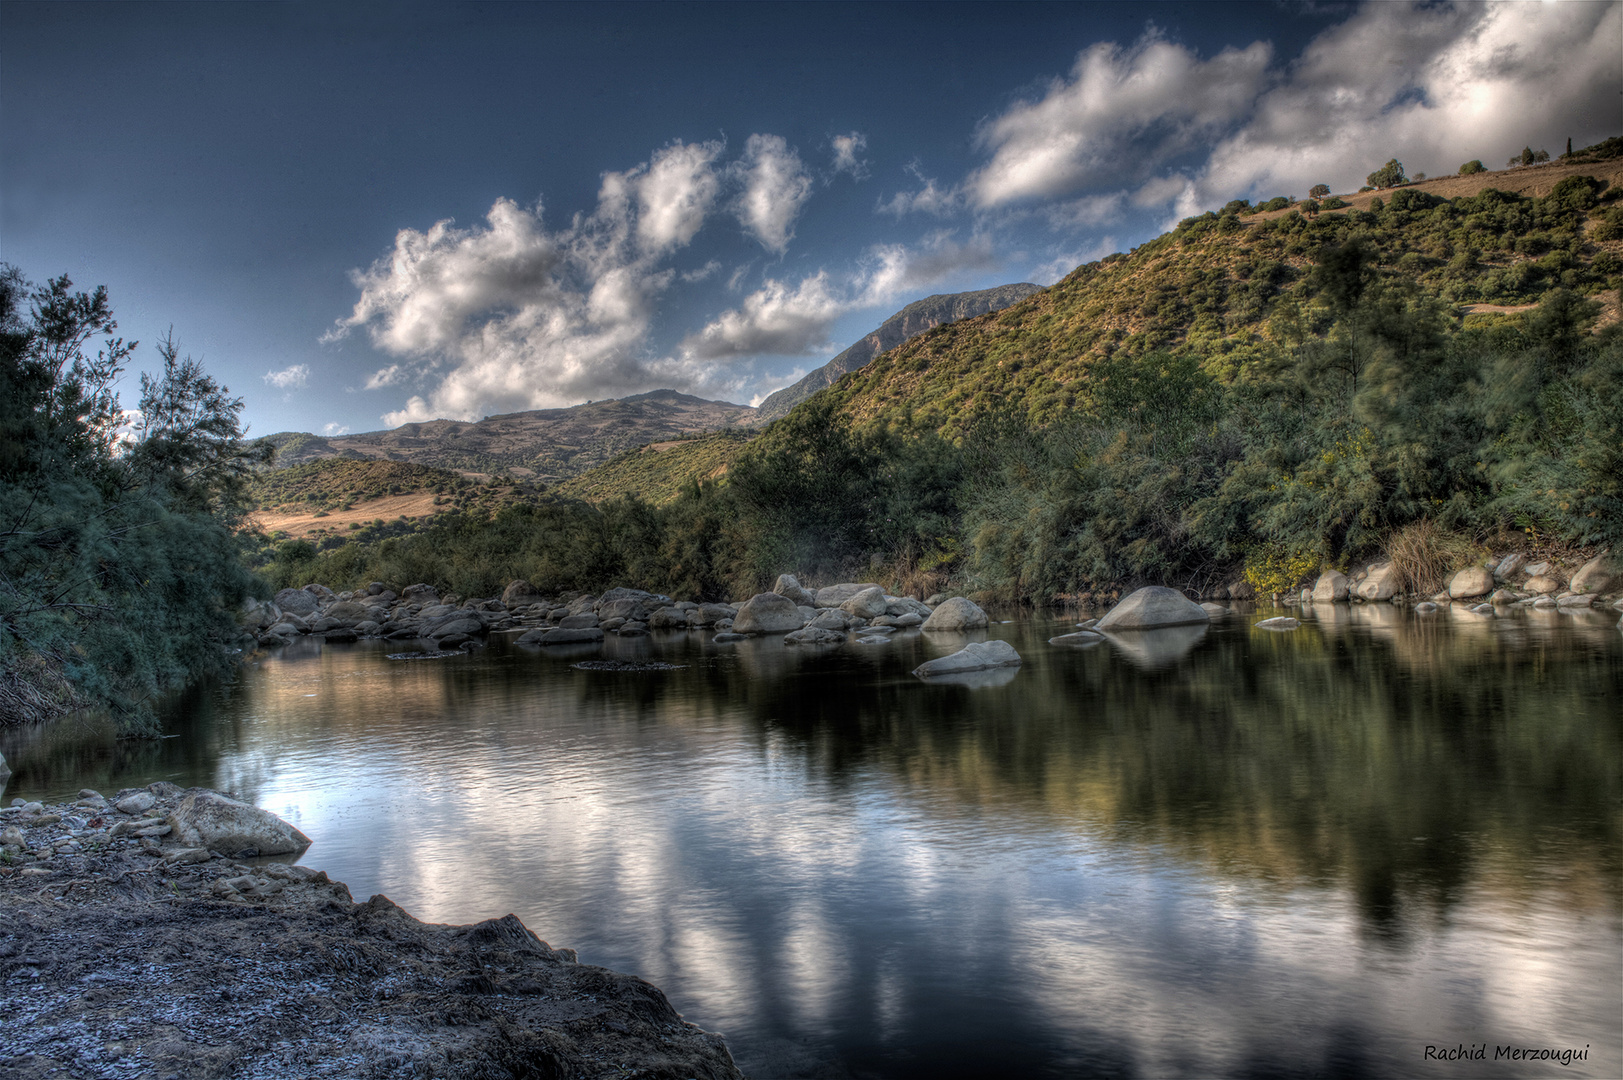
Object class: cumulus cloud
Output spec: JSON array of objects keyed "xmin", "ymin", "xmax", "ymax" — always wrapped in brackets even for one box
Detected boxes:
[
  {"xmin": 681, "ymin": 234, "xmax": 999, "ymax": 362},
  {"xmin": 967, "ymin": 32, "xmax": 1272, "ymax": 208},
  {"xmin": 732, "ymin": 134, "xmax": 814, "ymax": 254},
  {"xmin": 879, "ymin": 170, "xmax": 962, "ymax": 218},
  {"xmin": 363, "ymin": 364, "xmax": 404, "ymax": 390},
  {"xmin": 263, "ymin": 364, "xmax": 310, "ymax": 389},
  {"xmin": 322, "ymin": 422, "xmax": 349, "ymax": 436},
  {"xmin": 330, "ymin": 192, "xmax": 673, "ymax": 425},
  {"xmin": 830, "ymin": 132, "xmax": 869, "ymax": 180},
  {"xmin": 1190, "ymin": 1, "xmax": 1621, "ymax": 206},
  {"xmin": 625, "ymin": 139, "xmax": 723, "ymax": 254},
  {"xmin": 329, "ymin": 134, "xmax": 831, "ymax": 424},
  {"xmin": 959, "ymin": 2, "xmax": 1616, "ymax": 228}
]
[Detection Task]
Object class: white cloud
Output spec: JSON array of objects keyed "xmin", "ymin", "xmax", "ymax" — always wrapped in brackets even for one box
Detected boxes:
[
  {"xmin": 879, "ymin": 162, "xmax": 962, "ymax": 217},
  {"xmin": 1192, "ymin": 1, "xmax": 1621, "ymax": 205},
  {"xmin": 731, "ymin": 133, "xmax": 814, "ymax": 254},
  {"xmin": 967, "ymin": 32, "xmax": 1272, "ymax": 208},
  {"xmin": 956, "ymin": 2, "xmax": 1615, "ymax": 228},
  {"xmin": 263, "ymin": 364, "xmax": 310, "ymax": 389},
  {"xmin": 681, "ymin": 234, "xmax": 1001, "ymax": 362},
  {"xmin": 330, "ymin": 191, "xmax": 674, "ymax": 425},
  {"xmin": 680, "ymin": 272, "xmax": 842, "ymax": 360},
  {"xmin": 830, "ymin": 132, "xmax": 869, "ymax": 180},
  {"xmin": 682, "ymin": 260, "xmax": 722, "ymax": 283},
  {"xmin": 328, "ymin": 135, "xmax": 828, "ymax": 424},
  {"xmin": 322, "ymin": 422, "xmax": 349, "ymax": 436},
  {"xmin": 625, "ymin": 139, "xmax": 724, "ymax": 254},
  {"xmin": 363, "ymin": 364, "xmax": 404, "ymax": 390}
]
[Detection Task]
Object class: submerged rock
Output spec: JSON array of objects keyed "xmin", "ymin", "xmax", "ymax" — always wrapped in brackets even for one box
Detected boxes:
[
  {"xmin": 1048, "ymin": 631, "xmax": 1102, "ymax": 646},
  {"xmin": 912, "ymin": 639, "xmax": 1022, "ymax": 678},
  {"xmin": 1096, "ymin": 587, "xmax": 1208, "ymax": 630},
  {"xmin": 1255, "ymin": 616, "xmax": 1300, "ymax": 631}
]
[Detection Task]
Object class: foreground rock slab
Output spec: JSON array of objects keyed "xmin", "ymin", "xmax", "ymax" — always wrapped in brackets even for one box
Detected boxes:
[
  {"xmin": 1096, "ymin": 586, "xmax": 1209, "ymax": 630},
  {"xmin": 0, "ymin": 789, "xmax": 742, "ymax": 1080}
]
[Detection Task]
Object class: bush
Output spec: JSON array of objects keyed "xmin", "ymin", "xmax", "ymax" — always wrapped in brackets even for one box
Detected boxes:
[
  {"xmin": 1459, "ymin": 160, "xmax": 1485, "ymax": 175},
  {"xmin": 1310, "ymin": 184, "xmax": 1331, "ymax": 198},
  {"xmin": 1366, "ymin": 159, "xmax": 1407, "ymax": 189}
]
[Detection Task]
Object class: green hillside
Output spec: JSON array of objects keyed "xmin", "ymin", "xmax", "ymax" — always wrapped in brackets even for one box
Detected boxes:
[
  {"xmin": 824, "ymin": 160, "xmax": 1622, "ymax": 435},
  {"xmin": 246, "ymin": 458, "xmax": 541, "ymax": 516},
  {"xmin": 554, "ymin": 431, "xmax": 751, "ymax": 505}
]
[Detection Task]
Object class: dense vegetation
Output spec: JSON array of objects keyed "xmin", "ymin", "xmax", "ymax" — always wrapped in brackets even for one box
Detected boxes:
[{"xmin": 0, "ymin": 267, "xmax": 265, "ymax": 730}]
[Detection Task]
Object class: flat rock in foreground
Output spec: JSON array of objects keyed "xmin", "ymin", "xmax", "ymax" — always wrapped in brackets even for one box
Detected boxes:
[{"xmin": 1096, "ymin": 586, "xmax": 1210, "ymax": 630}]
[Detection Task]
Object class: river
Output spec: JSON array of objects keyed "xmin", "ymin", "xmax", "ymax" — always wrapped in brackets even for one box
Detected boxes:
[{"xmin": 3, "ymin": 604, "xmax": 1619, "ymax": 1078}]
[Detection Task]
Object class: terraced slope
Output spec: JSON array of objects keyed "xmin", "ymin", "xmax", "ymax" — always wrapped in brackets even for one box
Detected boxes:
[{"xmin": 820, "ymin": 156, "xmax": 1623, "ymax": 436}]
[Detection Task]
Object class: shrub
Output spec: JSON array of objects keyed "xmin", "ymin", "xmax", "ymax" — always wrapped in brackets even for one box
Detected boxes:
[
  {"xmin": 1366, "ymin": 159, "xmax": 1407, "ymax": 189},
  {"xmin": 1459, "ymin": 160, "xmax": 1485, "ymax": 175},
  {"xmin": 1310, "ymin": 184, "xmax": 1331, "ymax": 198}
]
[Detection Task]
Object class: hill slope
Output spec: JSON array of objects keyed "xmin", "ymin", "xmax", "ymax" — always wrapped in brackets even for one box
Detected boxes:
[
  {"xmin": 820, "ymin": 156, "xmax": 1623, "ymax": 435},
  {"xmin": 553, "ymin": 431, "xmax": 751, "ymax": 505},
  {"xmin": 754, "ymin": 283, "xmax": 1042, "ymax": 422},
  {"xmin": 265, "ymin": 390, "xmax": 758, "ymax": 482}
]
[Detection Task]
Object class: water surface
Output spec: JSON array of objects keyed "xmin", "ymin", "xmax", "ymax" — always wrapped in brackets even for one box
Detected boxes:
[{"xmin": 5, "ymin": 604, "xmax": 1619, "ymax": 1078}]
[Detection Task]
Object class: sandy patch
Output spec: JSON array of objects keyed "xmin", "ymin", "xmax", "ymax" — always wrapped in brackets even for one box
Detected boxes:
[{"xmin": 249, "ymin": 493, "xmax": 444, "ymax": 538}]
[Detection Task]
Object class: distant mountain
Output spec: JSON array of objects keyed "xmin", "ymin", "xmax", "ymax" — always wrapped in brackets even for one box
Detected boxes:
[
  {"xmin": 263, "ymin": 390, "xmax": 757, "ymax": 483},
  {"xmin": 753, "ymin": 283, "xmax": 1044, "ymax": 422}
]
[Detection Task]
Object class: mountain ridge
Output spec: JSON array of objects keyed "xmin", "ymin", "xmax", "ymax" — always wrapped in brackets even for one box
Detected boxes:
[{"xmin": 753, "ymin": 283, "xmax": 1042, "ymax": 421}]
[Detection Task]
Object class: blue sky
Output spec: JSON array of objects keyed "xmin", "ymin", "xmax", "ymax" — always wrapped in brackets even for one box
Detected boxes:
[{"xmin": 2, "ymin": 1, "xmax": 1617, "ymax": 437}]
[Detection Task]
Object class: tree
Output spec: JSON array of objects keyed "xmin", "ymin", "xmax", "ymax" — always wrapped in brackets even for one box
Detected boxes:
[
  {"xmin": 1520, "ymin": 146, "xmax": 1535, "ymax": 166},
  {"xmin": 1365, "ymin": 159, "xmax": 1407, "ymax": 189},
  {"xmin": 1459, "ymin": 160, "xmax": 1485, "ymax": 175},
  {"xmin": 0, "ymin": 266, "xmax": 264, "ymax": 730},
  {"xmin": 1310, "ymin": 184, "xmax": 1331, "ymax": 198}
]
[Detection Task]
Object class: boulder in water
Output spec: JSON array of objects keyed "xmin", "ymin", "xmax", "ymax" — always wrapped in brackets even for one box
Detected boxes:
[{"xmin": 1095, "ymin": 587, "xmax": 1208, "ymax": 630}]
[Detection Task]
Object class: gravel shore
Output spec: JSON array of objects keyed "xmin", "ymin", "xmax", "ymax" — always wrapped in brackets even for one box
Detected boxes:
[{"xmin": 0, "ymin": 785, "xmax": 743, "ymax": 1080}]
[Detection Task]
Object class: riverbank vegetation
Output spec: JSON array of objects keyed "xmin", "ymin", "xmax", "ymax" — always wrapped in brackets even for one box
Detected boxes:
[{"xmin": 0, "ymin": 267, "xmax": 265, "ymax": 729}]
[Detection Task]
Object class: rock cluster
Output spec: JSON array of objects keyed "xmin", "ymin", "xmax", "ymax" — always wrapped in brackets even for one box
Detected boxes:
[
  {"xmin": 1275, "ymin": 549, "xmax": 1623, "ymax": 615},
  {"xmin": 247, "ymin": 573, "xmax": 950, "ymax": 651},
  {"xmin": 0, "ymin": 787, "xmax": 742, "ymax": 1079}
]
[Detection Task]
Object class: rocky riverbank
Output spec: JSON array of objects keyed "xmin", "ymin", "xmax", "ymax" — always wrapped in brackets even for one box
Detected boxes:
[
  {"xmin": 247, "ymin": 574, "xmax": 963, "ymax": 652},
  {"xmin": 0, "ymin": 785, "xmax": 743, "ymax": 1080}
]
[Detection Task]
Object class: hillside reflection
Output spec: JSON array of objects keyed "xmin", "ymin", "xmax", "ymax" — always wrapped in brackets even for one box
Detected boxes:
[
  {"xmin": 4, "ymin": 606, "xmax": 1618, "ymax": 1078},
  {"xmin": 8, "ymin": 607, "xmax": 1617, "ymax": 925}
]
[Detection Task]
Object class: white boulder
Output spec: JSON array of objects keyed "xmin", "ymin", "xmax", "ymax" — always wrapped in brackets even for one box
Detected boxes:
[
  {"xmin": 912, "ymin": 640, "xmax": 1022, "ymax": 678},
  {"xmin": 921, "ymin": 597, "xmax": 989, "ymax": 631},
  {"xmin": 168, "ymin": 789, "xmax": 311, "ymax": 856},
  {"xmin": 1095, "ymin": 586, "xmax": 1208, "ymax": 630}
]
